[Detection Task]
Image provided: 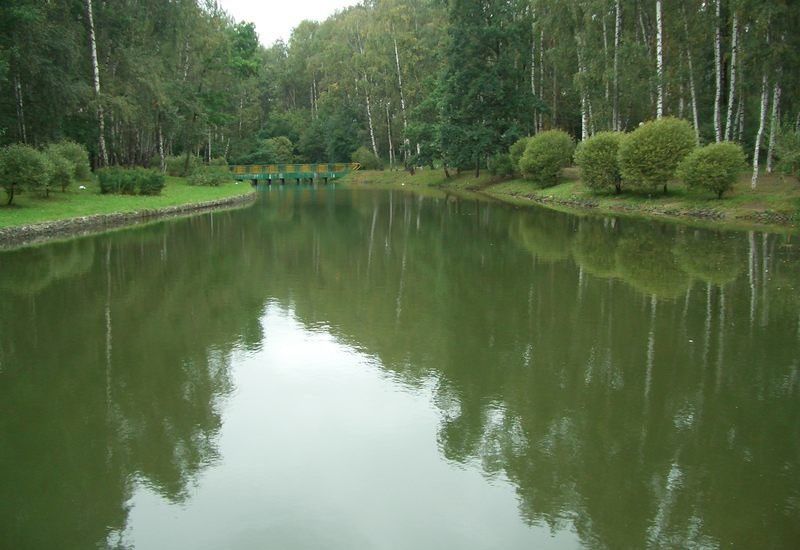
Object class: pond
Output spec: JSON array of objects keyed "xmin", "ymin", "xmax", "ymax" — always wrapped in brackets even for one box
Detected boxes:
[{"xmin": 1, "ymin": 186, "xmax": 798, "ymax": 549}]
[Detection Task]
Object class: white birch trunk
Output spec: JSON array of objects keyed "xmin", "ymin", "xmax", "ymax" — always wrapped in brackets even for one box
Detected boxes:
[
  {"xmin": 724, "ymin": 13, "xmax": 738, "ymax": 140},
  {"xmin": 393, "ymin": 37, "xmax": 410, "ymax": 161},
  {"xmin": 752, "ymin": 73, "xmax": 769, "ymax": 189},
  {"xmin": 714, "ymin": 0, "xmax": 722, "ymax": 142},
  {"xmin": 84, "ymin": 0, "xmax": 108, "ymax": 166},
  {"xmin": 530, "ymin": 21, "xmax": 536, "ymax": 97},
  {"xmin": 767, "ymin": 82, "xmax": 781, "ymax": 173},
  {"xmin": 157, "ymin": 113, "xmax": 165, "ymax": 172},
  {"xmin": 576, "ymin": 36, "xmax": 589, "ymax": 140},
  {"xmin": 538, "ymin": 30, "xmax": 544, "ymax": 132},
  {"xmin": 682, "ymin": 11, "xmax": 700, "ymax": 143},
  {"xmin": 736, "ymin": 96, "xmax": 745, "ymax": 142},
  {"xmin": 13, "ymin": 74, "xmax": 26, "ymax": 143},
  {"xmin": 655, "ymin": 0, "xmax": 664, "ymax": 118},
  {"xmin": 613, "ymin": 0, "xmax": 621, "ymax": 131},
  {"xmin": 386, "ymin": 102, "xmax": 394, "ymax": 169},
  {"xmin": 363, "ymin": 75, "xmax": 379, "ymax": 158},
  {"xmin": 602, "ymin": 14, "xmax": 610, "ymax": 102},
  {"xmin": 552, "ymin": 64, "xmax": 558, "ymax": 126}
]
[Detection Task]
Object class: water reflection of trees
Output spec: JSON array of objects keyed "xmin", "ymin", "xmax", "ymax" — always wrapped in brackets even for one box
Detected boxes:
[
  {"xmin": 252, "ymin": 188, "xmax": 800, "ymax": 548},
  {"xmin": 0, "ymin": 211, "xmax": 273, "ymax": 549},
  {"xmin": 1, "ymin": 188, "xmax": 797, "ymax": 548}
]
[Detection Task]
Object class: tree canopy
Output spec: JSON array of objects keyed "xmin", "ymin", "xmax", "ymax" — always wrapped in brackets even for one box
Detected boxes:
[{"xmin": 0, "ymin": 0, "xmax": 797, "ymax": 173}]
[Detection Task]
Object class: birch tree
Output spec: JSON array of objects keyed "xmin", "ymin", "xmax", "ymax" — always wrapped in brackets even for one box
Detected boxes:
[
  {"xmin": 724, "ymin": 11, "xmax": 739, "ymax": 141},
  {"xmin": 83, "ymin": 0, "xmax": 108, "ymax": 167},
  {"xmin": 713, "ymin": 0, "xmax": 722, "ymax": 142},
  {"xmin": 655, "ymin": 0, "xmax": 664, "ymax": 118},
  {"xmin": 612, "ymin": 0, "xmax": 621, "ymax": 131},
  {"xmin": 766, "ymin": 82, "xmax": 781, "ymax": 173},
  {"xmin": 751, "ymin": 72, "xmax": 769, "ymax": 188},
  {"xmin": 682, "ymin": 6, "xmax": 699, "ymax": 143}
]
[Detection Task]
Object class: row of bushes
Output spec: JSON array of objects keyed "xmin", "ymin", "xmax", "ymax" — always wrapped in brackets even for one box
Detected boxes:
[
  {"xmin": 0, "ymin": 141, "xmax": 91, "ymax": 205},
  {"xmin": 495, "ymin": 118, "xmax": 746, "ymax": 199},
  {"xmin": 97, "ymin": 167, "xmax": 166, "ymax": 195},
  {"xmin": 188, "ymin": 165, "xmax": 234, "ymax": 186},
  {"xmin": 159, "ymin": 155, "xmax": 228, "ymax": 177}
]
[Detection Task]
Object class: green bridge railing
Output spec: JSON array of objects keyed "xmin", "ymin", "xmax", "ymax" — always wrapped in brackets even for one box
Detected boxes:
[{"xmin": 229, "ymin": 163, "xmax": 360, "ymax": 182}]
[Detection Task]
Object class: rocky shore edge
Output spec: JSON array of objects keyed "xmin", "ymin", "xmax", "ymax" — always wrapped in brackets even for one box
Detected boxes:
[{"xmin": 0, "ymin": 191, "xmax": 257, "ymax": 249}]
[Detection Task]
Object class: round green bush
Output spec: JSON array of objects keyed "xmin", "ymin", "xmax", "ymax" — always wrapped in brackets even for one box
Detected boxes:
[
  {"xmin": 0, "ymin": 143, "xmax": 49, "ymax": 205},
  {"xmin": 45, "ymin": 151, "xmax": 75, "ymax": 193},
  {"xmin": 46, "ymin": 140, "xmax": 91, "ymax": 180},
  {"xmin": 519, "ymin": 130, "xmax": 575, "ymax": 187},
  {"xmin": 676, "ymin": 142, "xmax": 745, "ymax": 199},
  {"xmin": 488, "ymin": 153, "xmax": 515, "ymax": 177},
  {"xmin": 165, "ymin": 155, "xmax": 199, "ymax": 177},
  {"xmin": 135, "ymin": 168, "xmax": 166, "ymax": 195},
  {"xmin": 618, "ymin": 117, "xmax": 696, "ymax": 193},
  {"xmin": 351, "ymin": 146, "xmax": 383, "ymax": 170},
  {"xmin": 574, "ymin": 131, "xmax": 624, "ymax": 193},
  {"xmin": 189, "ymin": 165, "xmax": 233, "ymax": 186},
  {"xmin": 509, "ymin": 136, "xmax": 531, "ymax": 173}
]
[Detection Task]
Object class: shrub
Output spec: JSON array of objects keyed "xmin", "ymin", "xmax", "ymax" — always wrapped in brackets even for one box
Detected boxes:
[
  {"xmin": 189, "ymin": 165, "xmax": 233, "ymax": 186},
  {"xmin": 136, "ymin": 168, "xmax": 166, "ymax": 195},
  {"xmin": 574, "ymin": 131, "xmax": 624, "ymax": 193},
  {"xmin": 0, "ymin": 143, "xmax": 49, "ymax": 205},
  {"xmin": 209, "ymin": 156, "xmax": 228, "ymax": 167},
  {"xmin": 509, "ymin": 137, "xmax": 531, "ymax": 173},
  {"xmin": 165, "ymin": 154, "xmax": 199, "ymax": 177},
  {"xmin": 97, "ymin": 167, "xmax": 135, "ymax": 194},
  {"xmin": 519, "ymin": 130, "xmax": 575, "ymax": 187},
  {"xmin": 45, "ymin": 151, "xmax": 75, "ymax": 193},
  {"xmin": 351, "ymin": 146, "xmax": 383, "ymax": 170},
  {"xmin": 148, "ymin": 154, "xmax": 164, "ymax": 171},
  {"xmin": 618, "ymin": 117, "xmax": 696, "ymax": 193},
  {"xmin": 97, "ymin": 167, "xmax": 165, "ymax": 195},
  {"xmin": 488, "ymin": 153, "xmax": 515, "ymax": 177},
  {"xmin": 775, "ymin": 126, "xmax": 800, "ymax": 177},
  {"xmin": 46, "ymin": 140, "xmax": 91, "ymax": 180},
  {"xmin": 676, "ymin": 142, "xmax": 745, "ymax": 199}
]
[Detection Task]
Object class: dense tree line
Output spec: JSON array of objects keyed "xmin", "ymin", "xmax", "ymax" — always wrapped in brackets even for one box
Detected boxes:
[{"xmin": 1, "ymin": 0, "xmax": 798, "ymax": 178}]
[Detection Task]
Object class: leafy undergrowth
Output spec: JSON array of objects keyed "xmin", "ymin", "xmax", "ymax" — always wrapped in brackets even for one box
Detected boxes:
[
  {"xmin": 347, "ymin": 168, "xmax": 800, "ymax": 231},
  {"xmin": 0, "ymin": 176, "xmax": 254, "ymax": 228}
]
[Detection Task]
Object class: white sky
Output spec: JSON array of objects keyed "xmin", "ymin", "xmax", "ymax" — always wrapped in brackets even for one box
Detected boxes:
[{"xmin": 217, "ymin": 0, "xmax": 358, "ymax": 46}]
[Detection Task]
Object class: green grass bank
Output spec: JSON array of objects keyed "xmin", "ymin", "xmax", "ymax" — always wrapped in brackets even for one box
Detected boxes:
[
  {"xmin": 347, "ymin": 168, "xmax": 800, "ymax": 232},
  {"xmin": 0, "ymin": 176, "xmax": 254, "ymax": 229}
]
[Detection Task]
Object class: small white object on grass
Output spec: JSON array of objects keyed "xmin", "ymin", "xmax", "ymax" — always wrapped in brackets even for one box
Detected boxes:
[{"xmin": 79, "ymin": 185, "xmax": 87, "ymax": 190}]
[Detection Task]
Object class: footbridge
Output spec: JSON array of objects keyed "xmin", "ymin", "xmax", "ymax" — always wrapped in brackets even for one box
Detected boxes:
[{"xmin": 230, "ymin": 163, "xmax": 360, "ymax": 185}]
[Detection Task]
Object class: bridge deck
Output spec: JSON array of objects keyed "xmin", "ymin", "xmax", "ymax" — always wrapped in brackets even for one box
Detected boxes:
[{"xmin": 230, "ymin": 163, "xmax": 360, "ymax": 182}]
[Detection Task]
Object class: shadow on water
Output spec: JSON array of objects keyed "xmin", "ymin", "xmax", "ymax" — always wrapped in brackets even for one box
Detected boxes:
[{"xmin": 0, "ymin": 184, "xmax": 798, "ymax": 548}]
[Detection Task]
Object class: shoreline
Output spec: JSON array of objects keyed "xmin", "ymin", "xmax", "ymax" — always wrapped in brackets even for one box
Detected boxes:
[
  {"xmin": 477, "ymin": 186, "xmax": 797, "ymax": 232},
  {"xmin": 0, "ymin": 191, "xmax": 256, "ymax": 249},
  {"xmin": 347, "ymin": 170, "xmax": 799, "ymax": 234}
]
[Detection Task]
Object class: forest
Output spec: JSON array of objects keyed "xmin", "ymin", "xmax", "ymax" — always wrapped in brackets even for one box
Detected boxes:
[{"xmin": 1, "ymin": 0, "xmax": 798, "ymax": 178}]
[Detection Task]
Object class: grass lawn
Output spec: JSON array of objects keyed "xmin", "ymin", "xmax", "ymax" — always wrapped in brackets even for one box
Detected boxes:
[
  {"xmin": 348, "ymin": 168, "xmax": 800, "ymax": 231},
  {"xmin": 0, "ymin": 176, "xmax": 254, "ymax": 229}
]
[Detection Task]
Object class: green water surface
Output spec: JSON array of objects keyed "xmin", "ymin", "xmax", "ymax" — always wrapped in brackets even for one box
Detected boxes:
[{"xmin": 1, "ymin": 186, "xmax": 798, "ymax": 549}]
